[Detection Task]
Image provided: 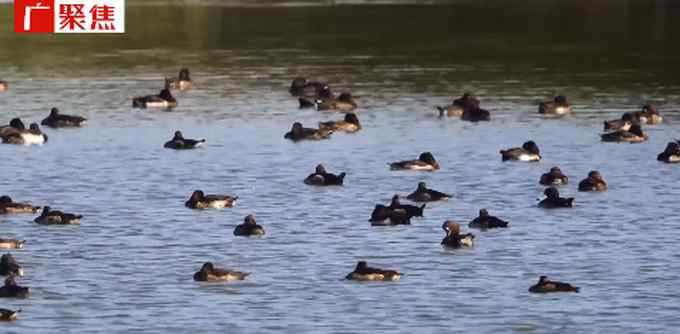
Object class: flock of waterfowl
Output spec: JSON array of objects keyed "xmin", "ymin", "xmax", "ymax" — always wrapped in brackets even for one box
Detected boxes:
[{"xmin": 0, "ymin": 68, "xmax": 678, "ymax": 322}]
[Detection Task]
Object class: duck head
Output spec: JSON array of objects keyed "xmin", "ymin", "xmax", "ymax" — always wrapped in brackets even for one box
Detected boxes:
[
  {"xmin": 417, "ymin": 182, "xmax": 427, "ymax": 192},
  {"xmin": 642, "ymin": 104, "xmax": 658, "ymax": 115},
  {"xmin": 315, "ymin": 164, "xmax": 327, "ymax": 174},
  {"xmin": 244, "ymin": 214, "xmax": 257, "ymax": 225},
  {"xmin": 549, "ymin": 167, "xmax": 564, "ymax": 177},
  {"xmin": 544, "ymin": 187, "xmax": 560, "ymax": 199},
  {"xmin": 173, "ymin": 131, "xmax": 184, "ymax": 141},
  {"xmin": 0, "ymin": 196, "xmax": 11, "ymax": 204},
  {"xmin": 390, "ymin": 195, "xmax": 401, "ymax": 207},
  {"xmin": 522, "ymin": 141, "xmax": 540, "ymax": 155},
  {"xmin": 554, "ymin": 95, "xmax": 568, "ymax": 104},
  {"xmin": 290, "ymin": 77, "xmax": 307, "ymax": 91},
  {"xmin": 338, "ymin": 92, "xmax": 353, "ymax": 102},
  {"xmin": 159, "ymin": 88, "xmax": 174, "ymax": 100},
  {"xmin": 621, "ymin": 112, "xmax": 636, "ymax": 122},
  {"xmin": 291, "ymin": 122, "xmax": 303, "ymax": 135},
  {"xmin": 629, "ymin": 124, "xmax": 644, "ymax": 136},
  {"xmin": 179, "ymin": 68, "xmax": 191, "ymax": 81},
  {"xmin": 664, "ymin": 142, "xmax": 680, "ymax": 154},
  {"xmin": 355, "ymin": 261, "xmax": 368, "ymax": 271},
  {"xmin": 588, "ymin": 170, "xmax": 603, "ymax": 181},
  {"xmin": 9, "ymin": 118, "xmax": 25, "ymax": 130},
  {"xmin": 50, "ymin": 107, "xmax": 59, "ymax": 117},
  {"xmin": 318, "ymin": 85, "xmax": 332, "ymax": 99},
  {"xmin": 190, "ymin": 190, "xmax": 205, "ymax": 202},
  {"xmin": 345, "ymin": 113, "xmax": 360, "ymax": 125},
  {"xmin": 29, "ymin": 123, "xmax": 41, "ymax": 133},
  {"xmin": 442, "ymin": 220, "xmax": 460, "ymax": 235},
  {"xmin": 40, "ymin": 206, "xmax": 51, "ymax": 217},
  {"xmin": 418, "ymin": 152, "xmax": 439, "ymax": 168},
  {"xmin": 200, "ymin": 262, "xmax": 215, "ymax": 273},
  {"xmin": 538, "ymin": 275, "xmax": 548, "ymax": 284},
  {"xmin": 479, "ymin": 209, "xmax": 489, "ymax": 217}
]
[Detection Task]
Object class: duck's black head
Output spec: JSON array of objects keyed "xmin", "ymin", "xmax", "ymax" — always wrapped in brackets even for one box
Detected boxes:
[
  {"xmin": 291, "ymin": 122, "xmax": 303, "ymax": 134},
  {"xmin": 554, "ymin": 95, "xmax": 568, "ymax": 104},
  {"xmin": 315, "ymin": 164, "xmax": 327, "ymax": 174},
  {"xmin": 190, "ymin": 190, "xmax": 205, "ymax": 201},
  {"xmin": 462, "ymin": 92, "xmax": 475, "ymax": 100},
  {"xmin": 0, "ymin": 196, "xmax": 11, "ymax": 204},
  {"xmin": 588, "ymin": 170, "xmax": 603, "ymax": 180},
  {"xmin": 522, "ymin": 141, "xmax": 540, "ymax": 155},
  {"xmin": 621, "ymin": 112, "xmax": 636, "ymax": 122},
  {"xmin": 479, "ymin": 209, "xmax": 489, "ymax": 217},
  {"xmin": 345, "ymin": 113, "xmax": 360, "ymax": 125},
  {"xmin": 538, "ymin": 275, "xmax": 548, "ymax": 283},
  {"xmin": 1, "ymin": 253, "xmax": 14, "ymax": 263},
  {"xmin": 159, "ymin": 88, "xmax": 173, "ymax": 100},
  {"xmin": 355, "ymin": 261, "xmax": 367, "ymax": 271},
  {"xmin": 318, "ymin": 85, "xmax": 332, "ymax": 99},
  {"xmin": 50, "ymin": 107, "xmax": 59, "ymax": 117},
  {"xmin": 442, "ymin": 220, "xmax": 459, "ymax": 234},
  {"xmin": 42, "ymin": 206, "xmax": 51, "ymax": 213},
  {"xmin": 417, "ymin": 182, "xmax": 427, "ymax": 191},
  {"xmin": 629, "ymin": 124, "xmax": 644, "ymax": 136},
  {"xmin": 390, "ymin": 195, "xmax": 401, "ymax": 207},
  {"xmin": 643, "ymin": 104, "xmax": 658, "ymax": 115},
  {"xmin": 549, "ymin": 167, "xmax": 563, "ymax": 176},
  {"xmin": 419, "ymin": 152, "xmax": 437, "ymax": 166},
  {"xmin": 338, "ymin": 92, "xmax": 353, "ymax": 102},
  {"xmin": 544, "ymin": 187, "xmax": 560, "ymax": 199},
  {"xmin": 665, "ymin": 142, "xmax": 680, "ymax": 153},
  {"xmin": 200, "ymin": 262, "xmax": 214, "ymax": 273},
  {"xmin": 9, "ymin": 118, "xmax": 25, "ymax": 130},
  {"xmin": 179, "ymin": 68, "xmax": 190, "ymax": 81},
  {"xmin": 244, "ymin": 214, "xmax": 257, "ymax": 225},
  {"xmin": 290, "ymin": 77, "xmax": 307, "ymax": 90},
  {"xmin": 29, "ymin": 123, "xmax": 41, "ymax": 132},
  {"xmin": 173, "ymin": 131, "xmax": 184, "ymax": 140}
]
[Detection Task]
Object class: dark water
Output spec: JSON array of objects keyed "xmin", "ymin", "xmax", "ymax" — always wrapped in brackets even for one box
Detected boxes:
[{"xmin": 1, "ymin": 1, "xmax": 679, "ymax": 333}]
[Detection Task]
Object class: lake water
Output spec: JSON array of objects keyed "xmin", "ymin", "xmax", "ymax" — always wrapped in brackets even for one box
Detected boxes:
[{"xmin": 1, "ymin": 1, "xmax": 680, "ymax": 333}]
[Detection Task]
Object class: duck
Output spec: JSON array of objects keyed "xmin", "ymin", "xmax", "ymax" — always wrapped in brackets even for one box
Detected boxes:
[
  {"xmin": 604, "ymin": 112, "xmax": 637, "ymax": 132},
  {"xmin": 0, "ymin": 254, "xmax": 23, "ymax": 277},
  {"xmin": 538, "ymin": 187, "xmax": 574, "ymax": 208},
  {"xmin": 539, "ymin": 167, "xmax": 569, "ymax": 186},
  {"xmin": 529, "ymin": 276, "xmax": 579, "ymax": 293},
  {"xmin": 1, "ymin": 123, "xmax": 48, "ymax": 145},
  {"xmin": 132, "ymin": 88, "xmax": 177, "ymax": 109},
  {"xmin": 0, "ymin": 308, "xmax": 20, "ymax": 321},
  {"xmin": 303, "ymin": 164, "xmax": 346, "ymax": 186},
  {"xmin": 388, "ymin": 195, "xmax": 426, "ymax": 218},
  {"xmin": 167, "ymin": 68, "xmax": 192, "ymax": 91},
  {"xmin": 289, "ymin": 77, "xmax": 331, "ymax": 98},
  {"xmin": 193, "ymin": 262, "xmax": 249, "ymax": 282},
  {"xmin": 298, "ymin": 85, "xmax": 333, "ymax": 109},
  {"xmin": 500, "ymin": 141, "xmax": 541, "ymax": 161},
  {"xmin": 0, "ymin": 276, "xmax": 29, "ymax": 298},
  {"xmin": 0, "ymin": 238, "xmax": 24, "ymax": 249},
  {"xmin": 284, "ymin": 122, "xmax": 332, "ymax": 141},
  {"xmin": 318, "ymin": 113, "xmax": 361, "ymax": 133},
  {"xmin": 638, "ymin": 104, "xmax": 662, "ymax": 124},
  {"xmin": 233, "ymin": 215, "xmax": 265, "ymax": 237},
  {"xmin": 0, "ymin": 118, "xmax": 26, "ymax": 137},
  {"xmin": 657, "ymin": 141, "xmax": 680, "ymax": 163},
  {"xmin": 33, "ymin": 206, "xmax": 82, "ymax": 225},
  {"xmin": 405, "ymin": 182, "xmax": 451, "ymax": 202},
  {"xmin": 600, "ymin": 123, "xmax": 647, "ymax": 143},
  {"xmin": 369, "ymin": 205, "xmax": 411, "ymax": 226},
  {"xmin": 436, "ymin": 92, "xmax": 479, "ymax": 117},
  {"xmin": 578, "ymin": 170, "xmax": 608, "ymax": 191},
  {"xmin": 185, "ymin": 190, "xmax": 237, "ymax": 209},
  {"xmin": 0, "ymin": 80, "xmax": 8, "ymax": 92},
  {"xmin": 163, "ymin": 131, "xmax": 206, "ymax": 150},
  {"xmin": 315, "ymin": 92, "xmax": 358, "ymax": 112},
  {"xmin": 441, "ymin": 221, "xmax": 475, "ymax": 248},
  {"xmin": 538, "ymin": 95, "xmax": 571, "ymax": 115},
  {"xmin": 40, "ymin": 107, "xmax": 87, "ymax": 128},
  {"xmin": 468, "ymin": 209, "xmax": 509, "ymax": 229},
  {"xmin": 0, "ymin": 196, "xmax": 40, "ymax": 214},
  {"xmin": 345, "ymin": 261, "xmax": 401, "ymax": 281},
  {"xmin": 389, "ymin": 152, "xmax": 440, "ymax": 171},
  {"xmin": 461, "ymin": 106, "xmax": 491, "ymax": 122}
]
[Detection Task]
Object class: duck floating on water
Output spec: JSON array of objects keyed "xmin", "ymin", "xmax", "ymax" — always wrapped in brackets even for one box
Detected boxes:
[
  {"xmin": 0, "ymin": 123, "xmax": 47, "ymax": 146},
  {"xmin": 500, "ymin": 141, "xmax": 541, "ymax": 162},
  {"xmin": 436, "ymin": 92, "xmax": 479, "ymax": 117},
  {"xmin": 390, "ymin": 152, "xmax": 439, "ymax": 171},
  {"xmin": 167, "ymin": 68, "xmax": 192, "ymax": 91},
  {"xmin": 193, "ymin": 262, "xmax": 249, "ymax": 282},
  {"xmin": 185, "ymin": 190, "xmax": 237, "ymax": 209},
  {"xmin": 405, "ymin": 182, "xmax": 451, "ymax": 202},
  {"xmin": 578, "ymin": 170, "xmax": 607, "ymax": 191},
  {"xmin": 132, "ymin": 88, "xmax": 177, "ymax": 109},
  {"xmin": 318, "ymin": 113, "xmax": 361, "ymax": 133},
  {"xmin": 529, "ymin": 275, "xmax": 579, "ymax": 293},
  {"xmin": 34, "ymin": 206, "xmax": 82, "ymax": 225},
  {"xmin": 604, "ymin": 112, "xmax": 637, "ymax": 132},
  {"xmin": 539, "ymin": 167, "xmax": 568, "ymax": 186},
  {"xmin": 0, "ymin": 254, "xmax": 23, "ymax": 277},
  {"xmin": 0, "ymin": 308, "xmax": 20, "ymax": 321},
  {"xmin": 600, "ymin": 123, "xmax": 647, "ymax": 143},
  {"xmin": 315, "ymin": 92, "xmax": 358, "ymax": 112},
  {"xmin": 638, "ymin": 104, "xmax": 662, "ymax": 124},
  {"xmin": 468, "ymin": 209, "xmax": 509, "ymax": 229},
  {"xmin": 0, "ymin": 276, "xmax": 29, "ymax": 298},
  {"xmin": 233, "ymin": 215, "xmax": 265, "ymax": 237},
  {"xmin": 539, "ymin": 95, "xmax": 571, "ymax": 115},
  {"xmin": 290, "ymin": 77, "xmax": 331, "ymax": 99},
  {"xmin": 345, "ymin": 261, "xmax": 401, "ymax": 281},
  {"xmin": 441, "ymin": 220, "xmax": 475, "ymax": 248},
  {"xmin": 164, "ymin": 131, "xmax": 206, "ymax": 150},
  {"xmin": 303, "ymin": 164, "xmax": 346, "ymax": 186},
  {"xmin": 0, "ymin": 196, "xmax": 40, "ymax": 214},
  {"xmin": 0, "ymin": 238, "xmax": 24, "ymax": 250},
  {"xmin": 41, "ymin": 107, "xmax": 87, "ymax": 128},
  {"xmin": 657, "ymin": 141, "xmax": 680, "ymax": 163},
  {"xmin": 369, "ymin": 204, "xmax": 411, "ymax": 226},
  {"xmin": 284, "ymin": 122, "xmax": 332, "ymax": 141},
  {"xmin": 389, "ymin": 195, "xmax": 425, "ymax": 218},
  {"xmin": 538, "ymin": 187, "xmax": 574, "ymax": 208}
]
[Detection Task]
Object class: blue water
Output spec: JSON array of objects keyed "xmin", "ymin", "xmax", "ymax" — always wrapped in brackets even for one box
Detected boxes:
[{"xmin": 1, "ymin": 2, "xmax": 680, "ymax": 333}]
